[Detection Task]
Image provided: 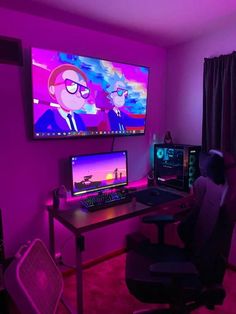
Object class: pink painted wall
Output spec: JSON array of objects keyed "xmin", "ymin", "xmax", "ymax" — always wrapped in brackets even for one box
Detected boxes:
[
  {"xmin": 166, "ymin": 20, "xmax": 236, "ymax": 264},
  {"xmin": 0, "ymin": 7, "xmax": 167, "ymax": 259},
  {"xmin": 166, "ymin": 19, "xmax": 236, "ymax": 145}
]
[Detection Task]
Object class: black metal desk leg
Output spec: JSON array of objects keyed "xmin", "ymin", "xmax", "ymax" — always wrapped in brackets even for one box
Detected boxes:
[
  {"xmin": 48, "ymin": 210, "xmax": 55, "ymax": 259},
  {"xmin": 75, "ymin": 235, "xmax": 85, "ymax": 314}
]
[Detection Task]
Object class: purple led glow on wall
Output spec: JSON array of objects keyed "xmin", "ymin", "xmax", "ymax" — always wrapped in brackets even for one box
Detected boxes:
[
  {"xmin": 71, "ymin": 151, "xmax": 128, "ymax": 195},
  {"xmin": 32, "ymin": 47, "xmax": 149, "ymax": 138}
]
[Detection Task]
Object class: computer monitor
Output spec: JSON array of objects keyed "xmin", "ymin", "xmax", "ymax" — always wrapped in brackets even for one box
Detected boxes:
[{"xmin": 71, "ymin": 151, "xmax": 128, "ymax": 196}]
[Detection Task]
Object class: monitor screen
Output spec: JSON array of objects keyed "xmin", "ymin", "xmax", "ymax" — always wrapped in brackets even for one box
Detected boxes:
[
  {"xmin": 154, "ymin": 146, "xmax": 185, "ymax": 189},
  {"xmin": 71, "ymin": 151, "xmax": 128, "ymax": 196},
  {"xmin": 31, "ymin": 47, "xmax": 149, "ymax": 138}
]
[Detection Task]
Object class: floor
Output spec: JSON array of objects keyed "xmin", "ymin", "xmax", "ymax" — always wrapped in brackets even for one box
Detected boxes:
[{"xmin": 58, "ymin": 254, "xmax": 236, "ymax": 314}]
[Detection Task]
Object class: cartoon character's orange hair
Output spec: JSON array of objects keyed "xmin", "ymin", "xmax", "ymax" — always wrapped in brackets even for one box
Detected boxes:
[{"xmin": 48, "ymin": 64, "xmax": 88, "ymax": 98}]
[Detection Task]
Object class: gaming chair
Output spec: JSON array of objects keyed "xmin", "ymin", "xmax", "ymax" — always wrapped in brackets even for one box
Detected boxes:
[{"xmin": 126, "ymin": 151, "xmax": 236, "ymax": 314}]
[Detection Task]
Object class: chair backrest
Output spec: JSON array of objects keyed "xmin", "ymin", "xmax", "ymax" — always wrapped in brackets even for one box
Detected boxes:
[
  {"xmin": 193, "ymin": 176, "xmax": 225, "ymax": 254},
  {"xmin": 218, "ymin": 152, "xmax": 236, "ymax": 261},
  {"xmin": 180, "ymin": 151, "xmax": 236, "ymax": 285}
]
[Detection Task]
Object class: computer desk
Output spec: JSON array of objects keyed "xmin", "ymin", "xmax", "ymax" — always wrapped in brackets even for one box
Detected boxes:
[{"xmin": 47, "ymin": 186, "xmax": 193, "ymax": 314}]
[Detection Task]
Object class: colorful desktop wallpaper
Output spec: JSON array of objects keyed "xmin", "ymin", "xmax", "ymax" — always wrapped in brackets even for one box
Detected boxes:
[
  {"xmin": 32, "ymin": 47, "xmax": 149, "ymax": 138},
  {"xmin": 71, "ymin": 151, "xmax": 127, "ymax": 195}
]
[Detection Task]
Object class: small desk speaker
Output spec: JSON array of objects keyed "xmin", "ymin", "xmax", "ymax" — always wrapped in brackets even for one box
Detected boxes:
[{"xmin": 4, "ymin": 239, "xmax": 63, "ymax": 314}]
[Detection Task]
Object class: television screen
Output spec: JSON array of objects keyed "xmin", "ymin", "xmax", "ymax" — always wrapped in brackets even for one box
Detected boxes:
[
  {"xmin": 31, "ymin": 47, "xmax": 149, "ymax": 138},
  {"xmin": 71, "ymin": 151, "xmax": 128, "ymax": 196}
]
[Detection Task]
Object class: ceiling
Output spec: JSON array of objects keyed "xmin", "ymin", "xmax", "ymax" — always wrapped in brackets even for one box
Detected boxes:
[{"xmin": 2, "ymin": 0, "xmax": 236, "ymax": 47}]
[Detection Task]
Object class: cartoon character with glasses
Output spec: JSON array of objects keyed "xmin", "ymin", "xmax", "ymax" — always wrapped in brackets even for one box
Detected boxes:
[
  {"xmin": 107, "ymin": 81, "xmax": 130, "ymax": 132},
  {"xmin": 35, "ymin": 64, "xmax": 90, "ymax": 133},
  {"xmin": 108, "ymin": 81, "xmax": 144, "ymax": 133}
]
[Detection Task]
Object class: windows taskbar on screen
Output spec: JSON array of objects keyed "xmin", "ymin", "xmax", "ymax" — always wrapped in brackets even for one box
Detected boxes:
[{"xmin": 34, "ymin": 130, "xmax": 145, "ymax": 138}]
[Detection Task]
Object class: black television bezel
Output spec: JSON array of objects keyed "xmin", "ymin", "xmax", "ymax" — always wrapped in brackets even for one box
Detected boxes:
[
  {"xmin": 70, "ymin": 150, "xmax": 128, "ymax": 196},
  {"xmin": 31, "ymin": 46, "xmax": 149, "ymax": 140}
]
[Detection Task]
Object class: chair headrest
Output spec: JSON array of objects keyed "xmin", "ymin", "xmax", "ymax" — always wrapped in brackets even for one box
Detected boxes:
[
  {"xmin": 224, "ymin": 152, "xmax": 236, "ymax": 185},
  {"xmin": 199, "ymin": 150, "xmax": 225, "ymax": 185}
]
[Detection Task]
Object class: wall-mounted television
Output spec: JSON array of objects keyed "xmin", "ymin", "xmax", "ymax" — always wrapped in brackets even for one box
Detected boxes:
[
  {"xmin": 71, "ymin": 151, "xmax": 128, "ymax": 196},
  {"xmin": 31, "ymin": 47, "xmax": 149, "ymax": 139}
]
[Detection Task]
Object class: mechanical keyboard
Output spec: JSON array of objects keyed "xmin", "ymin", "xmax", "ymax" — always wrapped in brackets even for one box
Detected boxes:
[{"xmin": 80, "ymin": 191, "xmax": 132, "ymax": 212}]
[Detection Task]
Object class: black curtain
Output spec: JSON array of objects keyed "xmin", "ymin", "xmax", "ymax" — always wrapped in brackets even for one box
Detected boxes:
[{"xmin": 202, "ymin": 51, "xmax": 236, "ymax": 156}]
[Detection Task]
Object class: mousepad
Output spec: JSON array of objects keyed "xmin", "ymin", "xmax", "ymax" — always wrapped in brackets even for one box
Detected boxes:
[{"xmin": 134, "ymin": 188, "xmax": 182, "ymax": 206}]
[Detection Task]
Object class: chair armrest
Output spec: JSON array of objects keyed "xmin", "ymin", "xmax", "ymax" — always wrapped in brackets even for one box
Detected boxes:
[
  {"xmin": 142, "ymin": 215, "xmax": 177, "ymax": 245},
  {"xmin": 142, "ymin": 214, "xmax": 176, "ymax": 225},
  {"xmin": 149, "ymin": 262, "xmax": 198, "ymax": 276}
]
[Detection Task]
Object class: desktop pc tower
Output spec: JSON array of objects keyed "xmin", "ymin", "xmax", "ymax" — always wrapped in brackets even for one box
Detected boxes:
[{"xmin": 154, "ymin": 144, "xmax": 201, "ymax": 192}]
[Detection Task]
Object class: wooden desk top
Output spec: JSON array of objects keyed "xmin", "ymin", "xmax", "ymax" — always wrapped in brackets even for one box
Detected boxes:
[
  {"xmin": 49, "ymin": 200, "xmax": 149, "ymax": 234},
  {"xmin": 47, "ymin": 190, "xmax": 193, "ymax": 235}
]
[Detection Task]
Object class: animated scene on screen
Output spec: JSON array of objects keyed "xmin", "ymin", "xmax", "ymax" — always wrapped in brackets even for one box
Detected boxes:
[
  {"xmin": 71, "ymin": 152, "xmax": 127, "ymax": 195},
  {"xmin": 32, "ymin": 47, "xmax": 148, "ymax": 138},
  {"xmin": 155, "ymin": 147, "xmax": 184, "ymax": 187}
]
